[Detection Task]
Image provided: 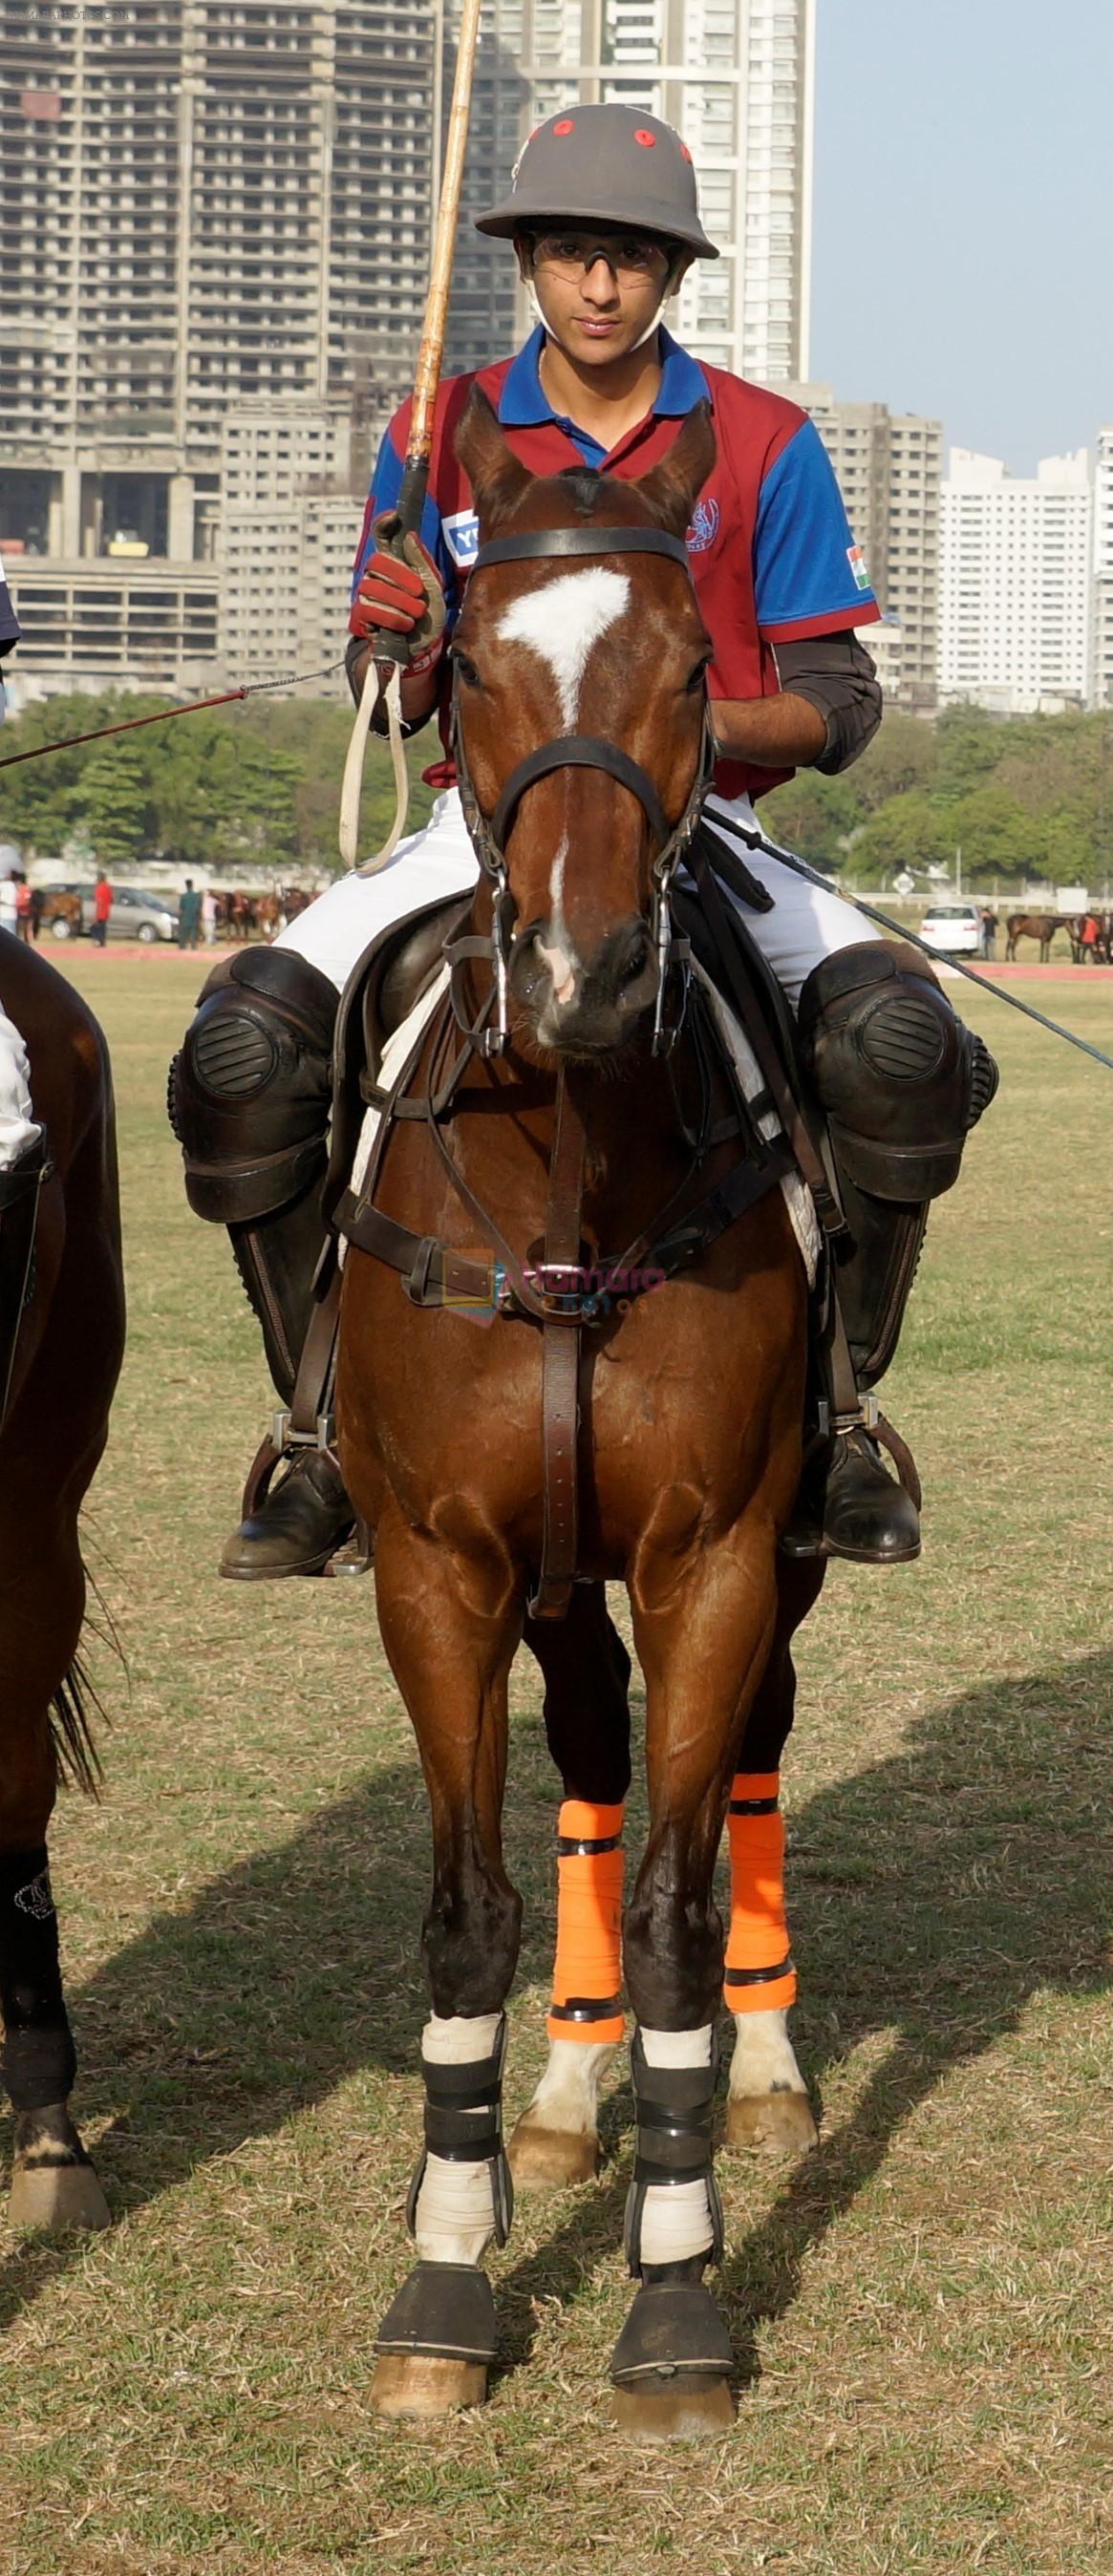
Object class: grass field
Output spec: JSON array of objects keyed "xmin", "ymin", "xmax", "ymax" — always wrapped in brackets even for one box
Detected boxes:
[{"xmin": 3, "ymin": 948, "xmax": 1111, "ymax": 2576}]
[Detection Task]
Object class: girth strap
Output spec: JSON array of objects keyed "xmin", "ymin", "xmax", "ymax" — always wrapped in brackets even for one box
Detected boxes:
[{"xmin": 527, "ymin": 1072, "xmax": 587, "ymax": 1623}]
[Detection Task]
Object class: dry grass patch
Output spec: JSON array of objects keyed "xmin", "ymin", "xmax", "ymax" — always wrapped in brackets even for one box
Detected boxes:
[{"xmin": 1, "ymin": 955, "xmax": 1108, "ymax": 2574}]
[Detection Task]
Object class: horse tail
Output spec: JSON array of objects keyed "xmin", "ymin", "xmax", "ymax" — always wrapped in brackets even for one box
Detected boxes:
[{"xmin": 50, "ymin": 1653, "xmax": 106, "ymax": 1799}]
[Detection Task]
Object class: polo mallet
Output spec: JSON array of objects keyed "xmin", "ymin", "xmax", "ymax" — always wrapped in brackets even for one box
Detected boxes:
[{"xmin": 340, "ymin": 0, "xmax": 483, "ymax": 877}]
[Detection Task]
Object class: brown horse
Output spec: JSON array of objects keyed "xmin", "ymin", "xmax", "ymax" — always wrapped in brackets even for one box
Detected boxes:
[
  {"xmin": 1005, "ymin": 911, "xmax": 1065, "ymax": 962},
  {"xmin": 0, "ymin": 934, "xmax": 125, "ymax": 2228},
  {"xmin": 334, "ymin": 396, "xmax": 824, "ymax": 2438}
]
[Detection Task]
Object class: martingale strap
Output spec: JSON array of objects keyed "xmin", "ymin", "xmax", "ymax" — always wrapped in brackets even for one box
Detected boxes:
[
  {"xmin": 334, "ymin": 1135, "xmax": 791, "ymax": 1319},
  {"xmin": 527, "ymin": 1070, "xmax": 587, "ymax": 1622}
]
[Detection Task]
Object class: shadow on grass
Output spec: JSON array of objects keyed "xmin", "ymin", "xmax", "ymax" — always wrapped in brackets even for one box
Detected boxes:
[{"xmin": 1, "ymin": 1647, "xmax": 1109, "ymax": 2394}]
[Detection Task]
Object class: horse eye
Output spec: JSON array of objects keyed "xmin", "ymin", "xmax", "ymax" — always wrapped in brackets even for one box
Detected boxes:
[
  {"xmin": 686, "ymin": 657, "xmax": 711, "ymax": 692},
  {"xmin": 453, "ymin": 651, "xmax": 481, "ymax": 690}
]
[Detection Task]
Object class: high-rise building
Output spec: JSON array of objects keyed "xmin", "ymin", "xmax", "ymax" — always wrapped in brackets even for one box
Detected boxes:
[
  {"xmin": 1, "ymin": 0, "xmax": 818, "ymax": 696},
  {"xmin": 505, "ymin": 0, "xmax": 815, "ymax": 379},
  {"xmin": 442, "ymin": 0, "xmax": 527, "ymax": 377},
  {"xmin": 1091, "ymin": 427, "xmax": 1113, "ymax": 712},
  {"xmin": 939, "ymin": 449, "xmax": 1093, "ymax": 715},
  {"xmin": 779, "ymin": 386, "xmax": 942, "ymax": 705},
  {"xmin": 0, "ymin": 0, "xmax": 440, "ymax": 694}
]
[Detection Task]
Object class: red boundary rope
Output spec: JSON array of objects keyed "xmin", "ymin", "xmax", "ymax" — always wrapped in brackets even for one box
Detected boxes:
[{"xmin": 0, "ymin": 660, "xmax": 345, "ymax": 772}]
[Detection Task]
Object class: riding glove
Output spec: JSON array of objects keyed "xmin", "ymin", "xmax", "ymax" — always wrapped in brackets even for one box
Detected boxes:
[{"xmin": 349, "ymin": 515, "xmax": 447, "ymax": 679}]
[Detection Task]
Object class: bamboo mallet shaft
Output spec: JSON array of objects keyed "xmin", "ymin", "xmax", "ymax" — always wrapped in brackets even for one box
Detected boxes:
[{"xmin": 340, "ymin": 0, "xmax": 484, "ymax": 874}]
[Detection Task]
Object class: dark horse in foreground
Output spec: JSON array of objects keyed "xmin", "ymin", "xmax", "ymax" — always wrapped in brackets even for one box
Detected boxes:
[
  {"xmin": 0, "ymin": 935, "xmax": 124, "ymax": 2227},
  {"xmin": 334, "ymin": 398, "xmax": 832, "ymax": 2439}
]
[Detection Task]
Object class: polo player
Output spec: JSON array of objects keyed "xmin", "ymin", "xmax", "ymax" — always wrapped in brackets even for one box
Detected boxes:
[{"xmin": 170, "ymin": 106, "xmax": 995, "ymax": 1579}]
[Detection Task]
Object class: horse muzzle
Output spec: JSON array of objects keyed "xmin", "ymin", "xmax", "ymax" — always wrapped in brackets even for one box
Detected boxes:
[{"xmin": 509, "ymin": 916, "xmax": 658, "ymax": 1055}]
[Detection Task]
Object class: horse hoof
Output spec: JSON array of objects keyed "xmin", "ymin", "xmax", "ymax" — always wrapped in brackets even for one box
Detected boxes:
[
  {"xmin": 612, "ymin": 2376, "xmax": 735, "ymax": 2443},
  {"xmin": 507, "ymin": 2116, "xmax": 599, "ymax": 2190},
  {"xmin": 9, "ymin": 2160, "xmax": 111, "ymax": 2233},
  {"xmin": 371, "ymin": 2355, "xmax": 487, "ymax": 2419},
  {"xmin": 724, "ymin": 2089, "xmax": 819, "ymax": 2157}
]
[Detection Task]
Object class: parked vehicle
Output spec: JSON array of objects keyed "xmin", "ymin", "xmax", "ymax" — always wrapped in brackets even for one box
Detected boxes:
[
  {"xmin": 918, "ymin": 902, "xmax": 981, "ymax": 956},
  {"xmin": 45, "ymin": 884, "xmax": 179, "ymax": 943}
]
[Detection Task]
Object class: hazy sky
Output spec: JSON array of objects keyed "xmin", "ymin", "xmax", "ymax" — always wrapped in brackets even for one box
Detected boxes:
[{"xmin": 810, "ymin": 0, "xmax": 1109, "ymax": 471}]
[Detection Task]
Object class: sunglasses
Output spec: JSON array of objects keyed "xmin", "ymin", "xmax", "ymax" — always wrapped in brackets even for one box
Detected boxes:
[{"xmin": 529, "ymin": 232, "xmax": 672, "ymax": 282}]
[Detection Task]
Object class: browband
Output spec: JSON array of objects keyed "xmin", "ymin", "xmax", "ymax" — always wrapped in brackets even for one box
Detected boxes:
[{"xmin": 472, "ymin": 525, "xmax": 691, "ymax": 572}]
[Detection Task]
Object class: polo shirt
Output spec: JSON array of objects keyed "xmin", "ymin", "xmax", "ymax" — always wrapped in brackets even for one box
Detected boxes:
[{"xmin": 352, "ymin": 326, "xmax": 879, "ymax": 802}]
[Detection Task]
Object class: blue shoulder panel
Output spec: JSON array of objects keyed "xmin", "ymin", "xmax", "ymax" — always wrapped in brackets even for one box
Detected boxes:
[{"xmin": 753, "ymin": 418, "xmax": 878, "ymax": 636}]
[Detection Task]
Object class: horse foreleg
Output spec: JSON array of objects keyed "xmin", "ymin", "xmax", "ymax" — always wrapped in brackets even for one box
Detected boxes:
[
  {"xmin": 369, "ymin": 1506, "xmax": 523, "ymax": 2420},
  {"xmin": 0, "ymin": 1505, "xmax": 109, "ymax": 2232},
  {"xmin": 510, "ymin": 1584, "xmax": 632, "ymax": 2191},
  {"xmin": 610, "ymin": 1515, "xmax": 782, "ymax": 2441},
  {"xmin": 723, "ymin": 1558, "xmax": 823, "ymax": 2159}
]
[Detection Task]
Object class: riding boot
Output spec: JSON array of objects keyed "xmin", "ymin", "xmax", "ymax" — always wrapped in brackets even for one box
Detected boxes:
[
  {"xmin": 219, "ymin": 1204, "xmax": 357, "ymax": 1583},
  {"xmin": 782, "ymin": 944, "xmax": 999, "ymax": 1567},
  {"xmin": 168, "ymin": 946, "xmax": 358, "ymax": 1579},
  {"xmin": 781, "ymin": 1182, "xmax": 927, "ymax": 1565}
]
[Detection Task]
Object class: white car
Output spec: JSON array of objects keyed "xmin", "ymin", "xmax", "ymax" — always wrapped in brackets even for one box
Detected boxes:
[{"xmin": 918, "ymin": 902, "xmax": 982, "ymax": 956}]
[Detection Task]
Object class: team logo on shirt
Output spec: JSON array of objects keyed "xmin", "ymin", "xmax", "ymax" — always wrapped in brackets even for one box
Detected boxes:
[
  {"xmin": 846, "ymin": 544, "xmax": 871, "ymax": 591},
  {"xmin": 442, "ymin": 508, "xmax": 481, "ymax": 567},
  {"xmin": 686, "ymin": 497, "xmax": 719, "ymax": 554}
]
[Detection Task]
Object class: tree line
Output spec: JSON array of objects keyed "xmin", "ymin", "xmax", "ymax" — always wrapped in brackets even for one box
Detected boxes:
[
  {"xmin": 763, "ymin": 702, "xmax": 1113, "ymax": 889},
  {"xmin": 0, "ymin": 689, "xmax": 436, "ymax": 877},
  {"xmin": 2, "ymin": 687, "xmax": 1111, "ymax": 889}
]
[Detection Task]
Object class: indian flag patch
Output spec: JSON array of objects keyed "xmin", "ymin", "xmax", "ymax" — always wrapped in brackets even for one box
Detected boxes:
[{"xmin": 846, "ymin": 544, "xmax": 870, "ymax": 592}]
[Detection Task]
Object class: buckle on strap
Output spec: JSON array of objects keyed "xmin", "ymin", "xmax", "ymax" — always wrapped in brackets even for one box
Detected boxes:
[{"xmin": 271, "ymin": 1405, "xmax": 335, "ymax": 1454}]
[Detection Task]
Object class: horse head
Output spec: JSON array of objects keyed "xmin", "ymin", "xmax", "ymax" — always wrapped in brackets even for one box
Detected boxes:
[{"xmin": 452, "ymin": 387, "xmax": 716, "ymax": 1058}]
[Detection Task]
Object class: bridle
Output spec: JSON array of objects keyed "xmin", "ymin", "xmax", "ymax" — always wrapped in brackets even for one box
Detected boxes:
[{"xmin": 446, "ymin": 521, "xmax": 717, "ymax": 1058}]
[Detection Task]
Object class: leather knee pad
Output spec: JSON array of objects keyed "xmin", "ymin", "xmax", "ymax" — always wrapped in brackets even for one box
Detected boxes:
[
  {"xmin": 168, "ymin": 946, "xmax": 337, "ymax": 1224},
  {"xmin": 799, "ymin": 944, "xmax": 998, "ymax": 1202}
]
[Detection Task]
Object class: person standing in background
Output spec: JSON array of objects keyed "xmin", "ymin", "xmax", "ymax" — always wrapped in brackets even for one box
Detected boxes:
[
  {"xmin": 13, "ymin": 874, "xmax": 32, "ymax": 942},
  {"xmin": 201, "ymin": 886, "xmax": 217, "ymax": 947},
  {"xmin": 92, "ymin": 870, "xmax": 112, "ymax": 948},
  {"xmin": 980, "ymin": 908, "xmax": 995, "ymax": 959},
  {"xmin": 177, "ymin": 879, "xmax": 203, "ymax": 950}
]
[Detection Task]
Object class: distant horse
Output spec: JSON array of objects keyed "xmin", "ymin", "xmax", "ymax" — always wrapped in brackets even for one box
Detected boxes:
[
  {"xmin": 39, "ymin": 890, "xmax": 84, "ymax": 943},
  {"xmin": 335, "ymin": 395, "xmax": 824, "ymax": 2438},
  {"xmin": 0, "ymin": 934, "xmax": 125, "ymax": 2228},
  {"xmin": 1005, "ymin": 911, "xmax": 1064, "ymax": 962}
]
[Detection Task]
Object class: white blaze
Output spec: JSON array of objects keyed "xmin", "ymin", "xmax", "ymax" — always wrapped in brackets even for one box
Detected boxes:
[{"xmin": 496, "ymin": 565, "xmax": 631, "ymax": 731}]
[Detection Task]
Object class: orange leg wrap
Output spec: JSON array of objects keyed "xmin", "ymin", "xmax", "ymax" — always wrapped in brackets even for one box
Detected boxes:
[
  {"xmin": 547, "ymin": 1799, "xmax": 625, "ymax": 2045},
  {"xmin": 723, "ymin": 1771, "xmax": 797, "ymax": 2013}
]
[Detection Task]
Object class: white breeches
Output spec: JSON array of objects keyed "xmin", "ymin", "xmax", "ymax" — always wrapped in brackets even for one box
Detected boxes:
[{"xmin": 274, "ymin": 787, "xmax": 880, "ymax": 1009}]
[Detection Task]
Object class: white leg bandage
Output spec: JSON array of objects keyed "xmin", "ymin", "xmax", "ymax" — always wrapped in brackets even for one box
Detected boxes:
[
  {"xmin": 635, "ymin": 2026, "xmax": 717, "ymax": 2267},
  {"xmin": 412, "ymin": 2012, "xmax": 503, "ymax": 2267}
]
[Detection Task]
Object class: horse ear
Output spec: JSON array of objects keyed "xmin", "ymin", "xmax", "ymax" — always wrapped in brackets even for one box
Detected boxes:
[
  {"xmin": 453, "ymin": 384, "xmax": 533, "ymax": 533},
  {"xmin": 633, "ymin": 400, "xmax": 717, "ymax": 538}
]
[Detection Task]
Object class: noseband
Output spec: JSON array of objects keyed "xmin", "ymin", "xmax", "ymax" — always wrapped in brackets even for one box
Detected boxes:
[{"xmin": 449, "ymin": 522, "xmax": 716, "ymax": 1056}]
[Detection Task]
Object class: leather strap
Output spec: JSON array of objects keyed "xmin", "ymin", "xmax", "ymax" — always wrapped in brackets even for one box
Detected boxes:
[
  {"xmin": 528, "ymin": 1073, "xmax": 588, "ymax": 1621},
  {"xmin": 688, "ymin": 839, "xmax": 846, "ymax": 1238},
  {"xmin": 473, "ymin": 525, "xmax": 690, "ymax": 572},
  {"xmin": 490, "ymin": 734, "xmax": 670, "ymax": 855}
]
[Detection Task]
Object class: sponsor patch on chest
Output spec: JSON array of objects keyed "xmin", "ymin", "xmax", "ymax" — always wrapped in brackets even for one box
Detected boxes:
[{"xmin": 442, "ymin": 507, "xmax": 480, "ymax": 568}]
